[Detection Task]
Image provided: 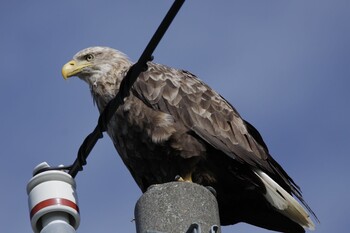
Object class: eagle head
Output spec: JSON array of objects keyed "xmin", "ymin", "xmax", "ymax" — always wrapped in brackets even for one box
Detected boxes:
[{"xmin": 62, "ymin": 47, "xmax": 132, "ymax": 96}]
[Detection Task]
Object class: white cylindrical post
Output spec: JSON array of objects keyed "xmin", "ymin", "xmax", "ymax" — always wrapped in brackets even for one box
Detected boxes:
[{"xmin": 27, "ymin": 162, "xmax": 80, "ymax": 233}]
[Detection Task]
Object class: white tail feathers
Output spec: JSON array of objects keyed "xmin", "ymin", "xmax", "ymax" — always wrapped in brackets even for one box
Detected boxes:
[{"xmin": 254, "ymin": 170, "xmax": 315, "ymax": 231}]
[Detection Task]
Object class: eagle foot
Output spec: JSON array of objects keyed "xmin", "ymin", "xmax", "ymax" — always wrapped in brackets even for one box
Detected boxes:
[
  {"xmin": 175, "ymin": 175, "xmax": 184, "ymax": 182},
  {"xmin": 174, "ymin": 174, "xmax": 192, "ymax": 182}
]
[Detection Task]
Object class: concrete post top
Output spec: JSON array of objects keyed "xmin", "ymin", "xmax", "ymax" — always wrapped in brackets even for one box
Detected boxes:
[{"xmin": 135, "ymin": 182, "xmax": 220, "ymax": 233}]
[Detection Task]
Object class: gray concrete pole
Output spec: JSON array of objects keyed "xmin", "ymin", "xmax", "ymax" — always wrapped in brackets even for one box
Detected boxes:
[{"xmin": 134, "ymin": 182, "xmax": 221, "ymax": 233}]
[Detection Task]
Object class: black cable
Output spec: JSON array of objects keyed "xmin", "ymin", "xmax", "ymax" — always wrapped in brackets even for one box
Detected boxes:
[
  {"xmin": 33, "ymin": 0, "xmax": 185, "ymax": 177},
  {"xmin": 46, "ymin": 0, "xmax": 185, "ymax": 178}
]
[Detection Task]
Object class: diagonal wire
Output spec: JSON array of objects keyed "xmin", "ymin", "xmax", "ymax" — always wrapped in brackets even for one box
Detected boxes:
[
  {"xmin": 63, "ymin": 0, "xmax": 185, "ymax": 178},
  {"xmin": 33, "ymin": 0, "xmax": 185, "ymax": 177}
]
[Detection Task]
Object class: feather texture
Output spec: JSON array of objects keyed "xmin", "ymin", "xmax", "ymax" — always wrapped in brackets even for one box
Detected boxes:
[
  {"xmin": 254, "ymin": 170, "xmax": 315, "ymax": 230},
  {"xmin": 64, "ymin": 47, "xmax": 318, "ymax": 232}
]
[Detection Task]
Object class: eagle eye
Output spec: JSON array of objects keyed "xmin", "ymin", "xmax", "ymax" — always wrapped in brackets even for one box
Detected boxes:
[{"xmin": 85, "ymin": 54, "xmax": 94, "ymax": 61}]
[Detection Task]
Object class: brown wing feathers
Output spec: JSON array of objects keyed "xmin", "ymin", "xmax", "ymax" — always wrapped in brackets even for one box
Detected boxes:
[{"xmin": 133, "ymin": 63, "xmax": 301, "ymax": 196}]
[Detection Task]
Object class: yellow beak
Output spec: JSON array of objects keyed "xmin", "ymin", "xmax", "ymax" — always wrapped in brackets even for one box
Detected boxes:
[{"xmin": 62, "ymin": 60, "xmax": 91, "ymax": 79}]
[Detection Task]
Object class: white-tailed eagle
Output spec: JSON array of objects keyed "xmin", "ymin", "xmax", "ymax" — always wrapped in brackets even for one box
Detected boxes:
[{"xmin": 62, "ymin": 46, "xmax": 317, "ymax": 232}]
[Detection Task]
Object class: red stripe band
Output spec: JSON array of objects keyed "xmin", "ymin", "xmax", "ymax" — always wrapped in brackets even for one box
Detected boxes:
[{"xmin": 30, "ymin": 198, "xmax": 79, "ymax": 219}]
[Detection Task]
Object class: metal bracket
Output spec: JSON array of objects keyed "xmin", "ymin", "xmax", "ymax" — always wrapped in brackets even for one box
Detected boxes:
[
  {"xmin": 210, "ymin": 225, "xmax": 219, "ymax": 233},
  {"xmin": 145, "ymin": 223, "xmax": 218, "ymax": 233},
  {"xmin": 187, "ymin": 223, "xmax": 219, "ymax": 233},
  {"xmin": 186, "ymin": 223, "xmax": 201, "ymax": 233}
]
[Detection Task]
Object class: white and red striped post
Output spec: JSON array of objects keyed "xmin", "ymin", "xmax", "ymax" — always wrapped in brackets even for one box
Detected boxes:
[{"xmin": 27, "ymin": 162, "xmax": 80, "ymax": 233}]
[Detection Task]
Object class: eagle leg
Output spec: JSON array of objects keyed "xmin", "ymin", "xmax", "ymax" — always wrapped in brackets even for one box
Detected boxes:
[
  {"xmin": 174, "ymin": 173, "xmax": 193, "ymax": 182},
  {"xmin": 174, "ymin": 175, "xmax": 217, "ymax": 197}
]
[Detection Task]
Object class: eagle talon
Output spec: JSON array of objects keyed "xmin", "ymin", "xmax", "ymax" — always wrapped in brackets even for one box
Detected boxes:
[
  {"xmin": 205, "ymin": 186, "xmax": 217, "ymax": 197},
  {"xmin": 175, "ymin": 175, "xmax": 184, "ymax": 182},
  {"xmin": 175, "ymin": 174, "xmax": 192, "ymax": 182}
]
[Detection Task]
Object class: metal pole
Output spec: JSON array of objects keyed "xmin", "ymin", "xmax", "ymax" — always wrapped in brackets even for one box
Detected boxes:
[{"xmin": 135, "ymin": 182, "xmax": 221, "ymax": 233}]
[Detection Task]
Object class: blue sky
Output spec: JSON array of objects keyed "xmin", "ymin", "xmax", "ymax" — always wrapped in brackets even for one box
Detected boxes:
[{"xmin": 1, "ymin": 0, "xmax": 349, "ymax": 232}]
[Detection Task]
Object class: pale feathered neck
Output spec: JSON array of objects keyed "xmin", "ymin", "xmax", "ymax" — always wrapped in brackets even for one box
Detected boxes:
[
  {"xmin": 78, "ymin": 48, "xmax": 132, "ymax": 111},
  {"xmin": 89, "ymin": 63, "xmax": 131, "ymax": 112}
]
